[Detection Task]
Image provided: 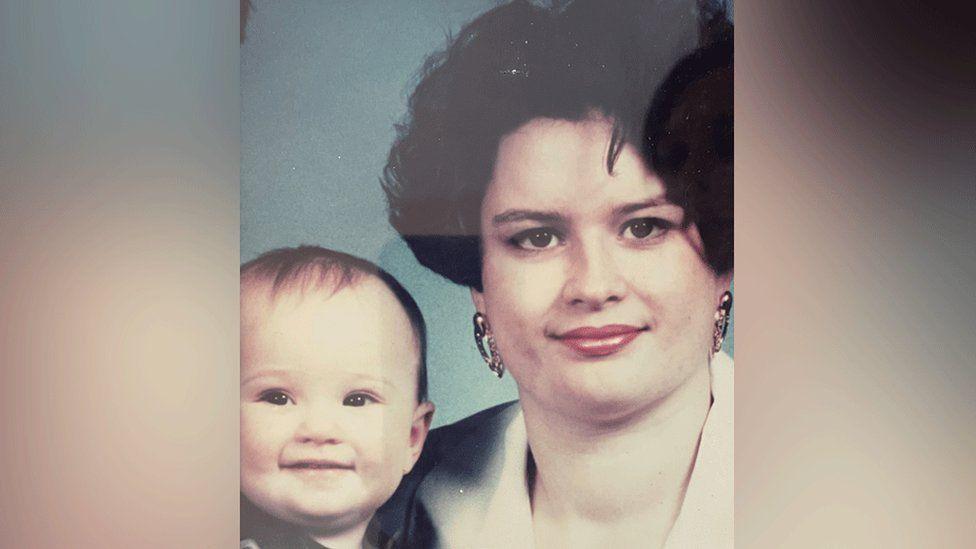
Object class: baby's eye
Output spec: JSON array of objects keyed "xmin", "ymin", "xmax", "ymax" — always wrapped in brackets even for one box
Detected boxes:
[
  {"xmin": 510, "ymin": 228, "xmax": 562, "ymax": 250},
  {"xmin": 258, "ymin": 390, "xmax": 294, "ymax": 406},
  {"xmin": 621, "ymin": 218, "xmax": 670, "ymax": 241},
  {"xmin": 342, "ymin": 393, "xmax": 377, "ymax": 407}
]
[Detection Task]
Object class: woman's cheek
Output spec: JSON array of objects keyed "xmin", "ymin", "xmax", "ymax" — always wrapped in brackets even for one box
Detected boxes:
[
  {"xmin": 489, "ymin": 251, "xmax": 565, "ymax": 309},
  {"xmin": 486, "ymin": 269, "xmax": 556, "ymax": 368},
  {"xmin": 656, "ymin": 257, "xmax": 720, "ymax": 347}
]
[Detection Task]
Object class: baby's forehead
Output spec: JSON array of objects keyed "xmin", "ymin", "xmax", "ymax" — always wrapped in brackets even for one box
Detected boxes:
[
  {"xmin": 241, "ymin": 276, "xmax": 421, "ymax": 381},
  {"xmin": 242, "ymin": 272, "xmax": 405, "ymax": 318}
]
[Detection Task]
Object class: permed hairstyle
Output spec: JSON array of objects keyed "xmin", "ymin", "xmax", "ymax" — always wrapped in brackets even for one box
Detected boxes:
[
  {"xmin": 382, "ymin": 0, "xmax": 732, "ymax": 291},
  {"xmin": 644, "ymin": 9, "xmax": 733, "ymax": 274},
  {"xmin": 241, "ymin": 246, "xmax": 428, "ymax": 402}
]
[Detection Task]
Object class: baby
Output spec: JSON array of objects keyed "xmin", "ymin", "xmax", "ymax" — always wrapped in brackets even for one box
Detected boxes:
[{"xmin": 240, "ymin": 246, "xmax": 434, "ymax": 549}]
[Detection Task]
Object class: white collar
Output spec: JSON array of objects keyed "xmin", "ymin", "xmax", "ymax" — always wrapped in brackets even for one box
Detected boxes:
[
  {"xmin": 665, "ymin": 352, "xmax": 734, "ymax": 548},
  {"xmin": 418, "ymin": 354, "xmax": 734, "ymax": 548}
]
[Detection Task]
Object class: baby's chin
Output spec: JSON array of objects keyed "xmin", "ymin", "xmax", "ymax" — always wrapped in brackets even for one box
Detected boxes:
[{"xmin": 277, "ymin": 499, "xmax": 377, "ymax": 532}]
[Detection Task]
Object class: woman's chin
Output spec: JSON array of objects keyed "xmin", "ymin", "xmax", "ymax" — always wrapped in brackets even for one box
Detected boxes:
[{"xmin": 523, "ymin": 360, "xmax": 702, "ymax": 424}]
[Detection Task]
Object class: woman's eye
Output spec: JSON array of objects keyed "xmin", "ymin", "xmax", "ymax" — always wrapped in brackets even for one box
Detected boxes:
[
  {"xmin": 342, "ymin": 393, "xmax": 376, "ymax": 407},
  {"xmin": 259, "ymin": 391, "xmax": 293, "ymax": 406},
  {"xmin": 512, "ymin": 229, "xmax": 561, "ymax": 250},
  {"xmin": 622, "ymin": 218, "xmax": 668, "ymax": 240}
]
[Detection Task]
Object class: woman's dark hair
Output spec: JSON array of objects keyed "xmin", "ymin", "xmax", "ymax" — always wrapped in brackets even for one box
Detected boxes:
[
  {"xmin": 382, "ymin": 0, "xmax": 733, "ymax": 291},
  {"xmin": 645, "ymin": 9, "xmax": 733, "ymax": 274}
]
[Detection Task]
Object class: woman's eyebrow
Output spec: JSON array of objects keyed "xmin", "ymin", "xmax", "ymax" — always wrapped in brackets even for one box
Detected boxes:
[
  {"xmin": 491, "ymin": 209, "xmax": 564, "ymax": 226},
  {"xmin": 613, "ymin": 199, "xmax": 670, "ymax": 216}
]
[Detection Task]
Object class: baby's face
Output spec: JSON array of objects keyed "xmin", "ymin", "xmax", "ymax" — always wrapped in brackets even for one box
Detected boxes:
[{"xmin": 241, "ymin": 278, "xmax": 431, "ymax": 530}]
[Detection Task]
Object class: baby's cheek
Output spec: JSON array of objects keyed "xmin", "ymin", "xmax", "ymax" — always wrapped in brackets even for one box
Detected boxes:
[
  {"xmin": 240, "ymin": 410, "xmax": 262, "ymax": 453},
  {"xmin": 240, "ymin": 407, "xmax": 287, "ymax": 464},
  {"xmin": 353, "ymin": 439, "xmax": 398, "ymax": 491},
  {"xmin": 350, "ymin": 409, "xmax": 387, "ymax": 445}
]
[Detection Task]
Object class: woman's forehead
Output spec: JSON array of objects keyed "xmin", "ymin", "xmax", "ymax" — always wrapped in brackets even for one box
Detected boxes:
[{"xmin": 485, "ymin": 118, "xmax": 666, "ymax": 213}]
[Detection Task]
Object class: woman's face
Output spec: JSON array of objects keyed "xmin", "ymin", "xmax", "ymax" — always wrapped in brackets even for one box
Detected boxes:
[{"xmin": 472, "ymin": 117, "xmax": 729, "ymax": 421}]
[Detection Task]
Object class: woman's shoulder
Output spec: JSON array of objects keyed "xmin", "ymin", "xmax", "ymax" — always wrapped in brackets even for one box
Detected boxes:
[
  {"xmin": 375, "ymin": 400, "xmax": 520, "ymax": 538},
  {"xmin": 406, "ymin": 399, "xmax": 520, "ymax": 489},
  {"xmin": 423, "ymin": 401, "xmax": 519, "ymax": 460}
]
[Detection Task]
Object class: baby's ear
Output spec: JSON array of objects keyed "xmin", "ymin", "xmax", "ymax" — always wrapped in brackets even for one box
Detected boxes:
[{"xmin": 404, "ymin": 401, "xmax": 435, "ymax": 475}]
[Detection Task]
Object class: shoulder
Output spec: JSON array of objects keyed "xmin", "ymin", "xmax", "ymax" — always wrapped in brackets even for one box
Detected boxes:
[
  {"xmin": 375, "ymin": 400, "xmax": 519, "ymax": 537},
  {"xmin": 241, "ymin": 495, "xmax": 311, "ymax": 549},
  {"xmin": 420, "ymin": 400, "xmax": 519, "ymax": 467}
]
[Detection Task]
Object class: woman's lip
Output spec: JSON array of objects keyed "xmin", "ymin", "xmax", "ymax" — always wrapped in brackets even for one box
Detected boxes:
[
  {"xmin": 556, "ymin": 324, "xmax": 644, "ymax": 339},
  {"xmin": 554, "ymin": 325, "xmax": 646, "ymax": 357}
]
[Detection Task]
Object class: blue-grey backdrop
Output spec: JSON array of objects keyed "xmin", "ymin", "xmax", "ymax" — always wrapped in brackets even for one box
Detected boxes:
[{"xmin": 241, "ymin": 0, "xmax": 732, "ymax": 427}]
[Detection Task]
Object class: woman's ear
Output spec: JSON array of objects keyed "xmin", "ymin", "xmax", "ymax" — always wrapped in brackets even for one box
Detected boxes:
[
  {"xmin": 404, "ymin": 401, "xmax": 435, "ymax": 475},
  {"xmin": 470, "ymin": 287, "xmax": 486, "ymax": 313},
  {"xmin": 715, "ymin": 271, "xmax": 733, "ymax": 303}
]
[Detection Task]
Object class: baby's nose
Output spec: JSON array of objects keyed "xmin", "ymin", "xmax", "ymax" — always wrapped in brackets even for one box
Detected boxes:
[{"xmin": 294, "ymin": 407, "xmax": 343, "ymax": 444}]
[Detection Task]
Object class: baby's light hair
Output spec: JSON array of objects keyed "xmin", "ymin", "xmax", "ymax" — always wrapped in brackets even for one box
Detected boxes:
[{"xmin": 241, "ymin": 246, "xmax": 429, "ymax": 402}]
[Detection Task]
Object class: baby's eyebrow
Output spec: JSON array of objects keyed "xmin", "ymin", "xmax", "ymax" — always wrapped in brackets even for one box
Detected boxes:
[
  {"xmin": 344, "ymin": 373, "xmax": 397, "ymax": 389},
  {"xmin": 241, "ymin": 368, "xmax": 294, "ymax": 385}
]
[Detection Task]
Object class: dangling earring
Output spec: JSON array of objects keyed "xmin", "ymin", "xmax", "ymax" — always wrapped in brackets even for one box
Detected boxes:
[
  {"xmin": 473, "ymin": 312, "xmax": 505, "ymax": 378},
  {"xmin": 711, "ymin": 291, "xmax": 733, "ymax": 355}
]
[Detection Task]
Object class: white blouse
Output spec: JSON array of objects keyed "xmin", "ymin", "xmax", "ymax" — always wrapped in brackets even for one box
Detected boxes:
[{"xmin": 413, "ymin": 353, "xmax": 734, "ymax": 548}]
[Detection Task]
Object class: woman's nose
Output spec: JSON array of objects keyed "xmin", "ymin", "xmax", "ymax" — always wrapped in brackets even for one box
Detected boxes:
[
  {"xmin": 562, "ymin": 238, "xmax": 627, "ymax": 310},
  {"xmin": 294, "ymin": 404, "xmax": 343, "ymax": 445}
]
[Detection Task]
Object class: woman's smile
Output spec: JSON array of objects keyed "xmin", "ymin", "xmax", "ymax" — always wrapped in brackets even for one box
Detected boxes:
[{"xmin": 549, "ymin": 324, "xmax": 649, "ymax": 358}]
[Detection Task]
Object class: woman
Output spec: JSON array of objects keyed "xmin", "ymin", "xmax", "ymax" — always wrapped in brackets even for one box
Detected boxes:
[{"xmin": 379, "ymin": 1, "xmax": 733, "ymax": 547}]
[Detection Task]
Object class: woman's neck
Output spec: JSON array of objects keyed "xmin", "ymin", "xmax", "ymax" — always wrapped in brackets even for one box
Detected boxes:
[{"xmin": 522, "ymin": 365, "xmax": 712, "ymax": 548}]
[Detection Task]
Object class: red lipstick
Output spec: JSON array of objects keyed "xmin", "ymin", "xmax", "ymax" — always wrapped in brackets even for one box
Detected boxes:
[{"xmin": 554, "ymin": 324, "xmax": 645, "ymax": 357}]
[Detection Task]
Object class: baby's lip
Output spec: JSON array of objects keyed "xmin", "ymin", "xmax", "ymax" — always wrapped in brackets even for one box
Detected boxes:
[{"xmin": 281, "ymin": 459, "xmax": 355, "ymax": 470}]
